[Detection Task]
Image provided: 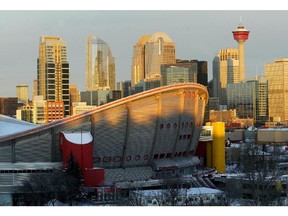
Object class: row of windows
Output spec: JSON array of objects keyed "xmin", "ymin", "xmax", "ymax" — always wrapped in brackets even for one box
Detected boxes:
[
  {"xmin": 93, "ymin": 150, "xmax": 195, "ymax": 163},
  {"xmin": 94, "ymin": 154, "xmax": 149, "ymax": 163},
  {"xmin": 179, "ymin": 134, "xmax": 192, "ymax": 140},
  {"xmin": 0, "ymin": 169, "xmax": 52, "ymax": 173},
  {"xmin": 160, "ymin": 121, "xmax": 194, "ymax": 129},
  {"xmin": 153, "ymin": 150, "xmax": 194, "ymax": 159}
]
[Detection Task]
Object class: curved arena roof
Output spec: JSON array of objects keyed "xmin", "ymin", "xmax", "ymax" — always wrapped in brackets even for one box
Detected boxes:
[{"xmin": 0, "ymin": 83, "xmax": 208, "ymax": 173}]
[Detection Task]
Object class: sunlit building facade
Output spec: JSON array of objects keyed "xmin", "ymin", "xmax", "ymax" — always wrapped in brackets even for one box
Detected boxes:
[
  {"xmin": 46, "ymin": 101, "xmax": 65, "ymax": 123},
  {"xmin": 265, "ymin": 58, "xmax": 288, "ymax": 122},
  {"xmin": 71, "ymin": 102, "xmax": 96, "ymax": 115},
  {"xmin": 16, "ymin": 84, "xmax": 29, "ymax": 104},
  {"xmin": 0, "ymin": 97, "xmax": 18, "ymax": 117},
  {"xmin": 32, "ymin": 96, "xmax": 47, "ymax": 124},
  {"xmin": 37, "ymin": 36, "xmax": 70, "ymax": 117},
  {"xmin": 131, "ymin": 35, "xmax": 151, "ymax": 87},
  {"xmin": 145, "ymin": 32, "xmax": 176, "ymax": 78},
  {"xmin": 213, "ymin": 48, "xmax": 239, "ymax": 106},
  {"xmin": 69, "ymin": 84, "xmax": 80, "ymax": 115},
  {"xmin": 0, "ymin": 83, "xmax": 209, "ymax": 205},
  {"xmin": 257, "ymin": 76, "xmax": 269, "ymax": 122},
  {"xmin": 16, "ymin": 104, "xmax": 34, "ymax": 123},
  {"xmin": 86, "ymin": 35, "xmax": 116, "ymax": 91}
]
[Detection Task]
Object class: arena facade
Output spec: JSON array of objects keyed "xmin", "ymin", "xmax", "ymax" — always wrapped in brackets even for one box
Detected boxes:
[{"xmin": 0, "ymin": 83, "xmax": 209, "ymax": 203}]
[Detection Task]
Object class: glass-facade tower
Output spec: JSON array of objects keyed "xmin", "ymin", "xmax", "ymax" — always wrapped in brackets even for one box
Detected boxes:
[
  {"xmin": 161, "ymin": 61, "xmax": 198, "ymax": 86},
  {"xmin": 227, "ymin": 77, "xmax": 268, "ymax": 122},
  {"xmin": 86, "ymin": 35, "xmax": 115, "ymax": 91}
]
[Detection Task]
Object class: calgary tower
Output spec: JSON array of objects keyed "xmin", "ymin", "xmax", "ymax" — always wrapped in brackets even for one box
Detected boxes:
[{"xmin": 232, "ymin": 22, "xmax": 250, "ymax": 81}]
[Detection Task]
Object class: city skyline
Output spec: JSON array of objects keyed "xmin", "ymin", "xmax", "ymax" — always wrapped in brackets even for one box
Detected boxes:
[{"xmin": 1, "ymin": 10, "xmax": 288, "ymax": 97}]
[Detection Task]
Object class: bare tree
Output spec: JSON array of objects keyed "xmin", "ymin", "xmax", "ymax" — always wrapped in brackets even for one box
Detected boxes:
[
  {"xmin": 21, "ymin": 153, "xmax": 84, "ymax": 206},
  {"xmin": 21, "ymin": 169, "xmax": 66, "ymax": 206},
  {"xmin": 160, "ymin": 176, "xmax": 185, "ymax": 206},
  {"xmin": 238, "ymin": 143, "xmax": 284, "ymax": 206}
]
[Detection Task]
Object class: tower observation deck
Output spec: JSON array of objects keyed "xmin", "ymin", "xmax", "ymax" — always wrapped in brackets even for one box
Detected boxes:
[{"xmin": 232, "ymin": 23, "xmax": 250, "ymax": 81}]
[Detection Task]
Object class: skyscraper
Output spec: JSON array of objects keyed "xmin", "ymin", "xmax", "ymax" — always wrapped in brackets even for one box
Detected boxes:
[
  {"xmin": 213, "ymin": 48, "xmax": 239, "ymax": 106},
  {"xmin": 86, "ymin": 35, "xmax": 116, "ymax": 91},
  {"xmin": 227, "ymin": 78, "xmax": 268, "ymax": 121},
  {"xmin": 265, "ymin": 58, "xmax": 288, "ymax": 122},
  {"xmin": 37, "ymin": 36, "xmax": 70, "ymax": 117},
  {"xmin": 144, "ymin": 32, "xmax": 176, "ymax": 78},
  {"xmin": 131, "ymin": 32, "xmax": 176, "ymax": 90},
  {"xmin": 131, "ymin": 35, "xmax": 151, "ymax": 87}
]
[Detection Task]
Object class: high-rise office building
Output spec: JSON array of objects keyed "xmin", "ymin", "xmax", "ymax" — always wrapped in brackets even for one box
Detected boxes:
[
  {"xmin": 145, "ymin": 32, "xmax": 176, "ymax": 78},
  {"xmin": 265, "ymin": 58, "xmax": 288, "ymax": 122},
  {"xmin": 160, "ymin": 60, "xmax": 198, "ymax": 86},
  {"xmin": 227, "ymin": 77, "xmax": 268, "ymax": 122},
  {"xmin": 213, "ymin": 48, "xmax": 239, "ymax": 106},
  {"xmin": 197, "ymin": 60, "xmax": 208, "ymax": 87},
  {"xmin": 16, "ymin": 84, "xmax": 29, "ymax": 104},
  {"xmin": 37, "ymin": 36, "xmax": 70, "ymax": 117},
  {"xmin": 131, "ymin": 35, "xmax": 151, "ymax": 87},
  {"xmin": 131, "ymin": 32, "xmax": 176, "ymax": 90},
  {"xmin": 257, "ymin": 76, "xmax": 269, "ymax": 122},
  {"xmin": 86, "ymin": 35, "xmax": 116, "ymax": 91}
]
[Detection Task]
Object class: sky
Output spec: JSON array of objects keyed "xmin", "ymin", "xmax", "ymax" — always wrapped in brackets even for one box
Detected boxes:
[{"xmin": 1, "ymin": 1, "xmax": 288, "ymax": 99}]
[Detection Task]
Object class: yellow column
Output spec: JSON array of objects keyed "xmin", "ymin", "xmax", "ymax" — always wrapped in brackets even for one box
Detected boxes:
[{"xmin": 212, "ymin": 122, "xmax": 225, "ymax": 173}]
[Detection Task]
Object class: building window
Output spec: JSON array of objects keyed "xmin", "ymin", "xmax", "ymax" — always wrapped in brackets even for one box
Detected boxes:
[{"xmin": 166, "ymin": 153, "xmax": 172, "ymax": 158}]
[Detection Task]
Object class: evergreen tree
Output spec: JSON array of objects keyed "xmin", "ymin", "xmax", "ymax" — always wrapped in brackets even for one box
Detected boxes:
[
  {"xmin": 64, "ymin": 151, "xmax": 83, "ymax": 185},
  {"xmin": 64, "ymin": 151, "xmax": 83, "ymax": 205}
]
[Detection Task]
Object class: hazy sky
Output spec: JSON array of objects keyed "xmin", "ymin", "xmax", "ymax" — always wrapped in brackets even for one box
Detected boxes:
[{"xmin": 1, "ymin": 5, "xmax": 288, "ymax": 97}]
